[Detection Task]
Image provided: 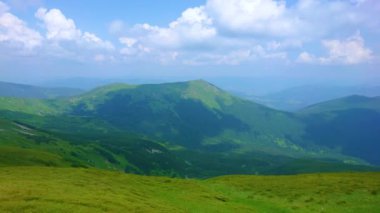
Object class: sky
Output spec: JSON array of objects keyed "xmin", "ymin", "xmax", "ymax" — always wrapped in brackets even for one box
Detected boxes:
[{"xmin": 0, "ymin": 0, "xmax": 379, "ymax": 88}]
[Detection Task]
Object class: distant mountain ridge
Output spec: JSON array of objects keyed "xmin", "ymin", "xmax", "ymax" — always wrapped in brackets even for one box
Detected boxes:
[
  {"xmin": 242, "ymin": 85, "xmax": 380, "ymax": 111},
  {"xmin": 299, "ymin": 95, "xmax": 380, "ymax": 114},
  {"xmin": 0, "ymin": 81, "xmax": 84, "ymax": 99}
]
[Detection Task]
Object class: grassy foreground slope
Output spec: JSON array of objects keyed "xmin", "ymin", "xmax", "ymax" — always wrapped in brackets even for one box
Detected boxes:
[{"xmin": 0, "ymin": 167, "xmax": 379, "ymax": 213}]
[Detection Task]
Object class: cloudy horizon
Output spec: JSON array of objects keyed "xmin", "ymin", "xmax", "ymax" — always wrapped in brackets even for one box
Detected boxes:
[{"xmin": 0, "ymin": 0, "xmax": 379, "ymax": 87}]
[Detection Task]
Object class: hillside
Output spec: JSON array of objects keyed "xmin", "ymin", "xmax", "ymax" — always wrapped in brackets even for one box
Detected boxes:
[
  {"xmin": 2, "ymin": 112, "xmax": 371, "ymax": 177},
  {"xmin": 69, "ymin": 80, "xmax": 313, "ymax": 156},
  {"xmin": 0, "ymin": 117, "xmax": 190, "ymax": 176},
  {"xmin": 0, "ymin": 81, "xmax": 378, "ymax": 177},
  {"xmin": 0, "ymin": 167, "xmax": 379, "ymax": 212},
  {"xmin": 298, "ymin": 95, "xmax": 380, "ymax": 165},
  {"xmin": 68, "ymin": 80, "xmax": 378, "ymax": 166},
  {"xmin": 0, "ymin": 81, "xmax": 83, "ymax": 99}
]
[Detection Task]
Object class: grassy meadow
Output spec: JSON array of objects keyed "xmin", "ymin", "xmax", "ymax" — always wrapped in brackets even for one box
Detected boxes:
[{"xmin": 0, "ymin": 167, "xmax": 379, "ymax": 212}]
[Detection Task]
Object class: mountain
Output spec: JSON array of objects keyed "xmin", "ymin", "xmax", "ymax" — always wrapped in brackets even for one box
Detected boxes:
[
  {"xmin": 0, "ymin": 80, "xmax": 378, "ymax": 177},
  {"xmin": 242, "ymin": 85, "xmax": 380, "ymax": 111},
  {"xmin": 68, "ymin": 80, "xmax": 329, "ymax": 158},
  {"xmin": 298, "ymin": 95, "xmax": 380, "ymax": 165},
  {"xmin": 70, "ymin": 80, "xmax": 378, "ymax": 163},
  {"xmin": 0, "ymin": 81, "xmax": 84, "ymax": 99}
]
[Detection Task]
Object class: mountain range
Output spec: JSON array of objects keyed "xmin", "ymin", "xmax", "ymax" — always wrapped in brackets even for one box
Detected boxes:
[
  {"xmin": 0, "ymin": 81, "xmax": 84, "ymax": 99},
  {"xmin": 0, "ymin": 80, "xmax": 379, "ymax": 177},
  {"xmin": 238, "ymin": 84, "xmax": 380, "ymax": 111}
]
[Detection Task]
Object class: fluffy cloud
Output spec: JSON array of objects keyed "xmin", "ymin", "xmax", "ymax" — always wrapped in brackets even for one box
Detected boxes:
[
  {"xmin": 169, "ymin": 6, "xmax": 216, "ymax": 43},
  {"xmin": 116, "ymin": 0, "xmax": 379, "ymax": 65},
  {"xmin": 124, "ymin": 6, "xmax": 216, "ymax": 51},
  {"xmin": 206, "ymin": 0, "xmax": 302, "ymax": 37},
  {"xmin": 0, "ymin": 1, "xmax": 42, "ymax": 49},
  {"xmin": 35, "ymin": 8, "xmax": 80, "ymax": 41},
  {"xmin": 297, "ymin": 51, "xmax": 315, "ymax": 63},
  {"xmin": 82, "ymin": 32, "xmax": 114, "ymax": 50},
  {"xmin": 298, "ymin": 33, "xmax": 373, "ymax": 65},
  {"xmin": 119, "ymin": 37, "xmax": 137, "ymax": 48},
  {"xmin": 320, "ymin": 33, "xmax": 372, "ymax": 64},
  {"xmin": 118, "ymin": 6, "xmax": 219, "ymax": 63},
  {"xmin": 1, "ymin": 0, "xmax": 379, "ymax": 66},
  {"xmin": 203, "ymin": 0, "xmax": 379, "ymax": 39},
  {"xmin": 35, "ymin": 8, "xmax": 113, "ymax": 51}
]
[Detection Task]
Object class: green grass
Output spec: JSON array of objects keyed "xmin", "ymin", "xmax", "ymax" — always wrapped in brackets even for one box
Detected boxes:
[
  {"xmin": 0, "ymin": 97, "xmax": 65, "ymax": 115},
  {"xmin": 0, "ymin": 147, "xmax": 67, "ymax": 167},
  {"xmin": 0, "ymin": 167, "xmax": 379, "ymax": 212}
]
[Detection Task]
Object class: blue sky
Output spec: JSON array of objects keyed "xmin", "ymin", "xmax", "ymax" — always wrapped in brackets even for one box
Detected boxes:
[{"xmin": 0, "ymin": 0, "xmax": 379, "ymax": 86}]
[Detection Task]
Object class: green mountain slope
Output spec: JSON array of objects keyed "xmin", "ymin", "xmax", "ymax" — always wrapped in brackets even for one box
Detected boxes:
[
  {"xmin": 69, "ymin": 80, "xmax": 314, "ymax": 156},
  {"xmin": 0, "ymin": 117, "xmax": 190, "ymax": 176},
  {"xmin": 0, "ymin": 81, "xmax": 378, "ymax": 177},
  {"xmin": 0, "ymin": 167, "xmax": 379, "ymax": 212},
  {"xmin": 298, "ymin": 95, "xmax": 380, "ymax": 165},
  {"xmin": 0, "ymin": 81, "xmax": 83, "ymax": 99}
]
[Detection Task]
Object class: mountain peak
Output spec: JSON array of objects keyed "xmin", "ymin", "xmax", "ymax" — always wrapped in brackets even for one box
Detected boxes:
[
  {"xmin": 187, "ymin": 79, "xmax": 210, "ymax": 85},
  {"xmin": 186, "ymin": 79, "xmax": 218, "ymax": 89},
  {"xmin": 182, "ymin": 80, "xmax": 236, "ymax": 110}
]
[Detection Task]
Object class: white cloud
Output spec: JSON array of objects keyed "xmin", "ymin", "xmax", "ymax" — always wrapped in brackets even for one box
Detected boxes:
[
  {"xmin": 297, "ymin": 51, "xmax": 316, "ymax": 63},
  {"xmin": 206, "ymin": 0, "xmax": 302, "ymax": 37},
  {"xmin": 184, "ymin": 49, "xmax": 252, "ymax": 65},
  {"xmin": 170, "ymin": 6, "xmax": 216, "ymax": 42},
  {"xmin": 298, "ymin": 33, "xmax": 373, "ymax": 65},
  {"xmin": 35, "ymin": 8, "xmax": 80, "ymax": 41},
  {"xmin": 117, "ymin": 0, "xmax": 380, "ymax": 65},
  {"xmin": 118, "ymin": 6, "xmax": 218, "ymax": 62},
  {"xmin": 119, "ymin": 37, "xmax": 137, "ymax": 48},
  {"xmin": 182, "ymin": 44, "xmax": 288, "ymax": 66},
  {"xmin": 1, "ymin": 0, "xmax": 378, "ymax": 66},
  {"xmin": 118, "ymin": 36, "xmax": 151, "ymax": 57},
  {"xmin": 127, "ymin": 6, "xmax": 216, "ymax": 50},
  {"xmin": 0, "ymin": 1, "xmax": 42, "ymax": 49},
  {"xmin": 82, "ymin": 32, "xmax": 114, "ymax": 50},
  {"xmin": 320, "ymin": 33, "xmax": 372, "ymax": 64},
  {"xmin": 35, "ymin": 7, "xmax": 114, "ymax": 52}
]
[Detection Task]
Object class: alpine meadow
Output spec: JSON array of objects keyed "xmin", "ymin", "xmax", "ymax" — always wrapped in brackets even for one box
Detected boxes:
[{"xmin": 0, "ymin": 0, "xmax": 379, "ymax": 212}]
